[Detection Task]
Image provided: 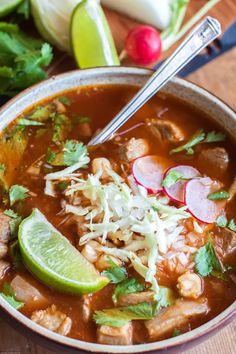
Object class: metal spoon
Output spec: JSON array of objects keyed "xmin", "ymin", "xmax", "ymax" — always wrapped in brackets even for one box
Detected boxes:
[{"xmin": 88, "ymin": 17, "xmax": 221, "ymax": 146}]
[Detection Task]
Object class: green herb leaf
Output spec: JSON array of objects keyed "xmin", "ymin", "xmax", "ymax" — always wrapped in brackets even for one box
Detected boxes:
[
  {"xmin": 0, "ymin": 283, "xmax": 24, "ymax": 310},
  {"xmin": 9, "ymin": 184, "xmax": 29, "ymax": 206},
  {"xmin": 16, "ymin": 0, "xmax": 30, "ymax": 20},
  {"xmin": 9, "ymin": 240, "xmax": 22, "ymax": 269},
  {"xmin": 57, "ymin": 182, "xmax": 69, "ymax": 191},
  {"xmin": 4, "ymin": 209, "xmax": 22, "ymax": 239},
  {"xmin": 18, "ymin": 118, "xmax": 44, "ymax": 126},
  {"xmin": 170, "ymin": 129, "xmax": 205, "ymax": 155},
  {"xmin": 172, "ymin": 329, "xmax": 182, "ymax": 337},
  {"xmin": 46, "ymin": 140, "xmax": 88, "ymax": 167},
  {"xmin": 46, "ymin": 148, "xmax": 56, "ymax": 164},
  {"xmin": 228, "ymin": 219, "xmax": 236, "ymax": 232},
  {"xmin": 93, "ymin": 302, "xmax": 158, "ymax": 327},
  {"xmin": 208, "ymin": 190, "xmax": 229, "ymax": 201},
  {"xmin": 170, "ymin": 129, "xmax": 226, "ymax": 156},
  {"xmin": 52, "ymin": 114, "xmax": 72, "ymax": 143},
  {"xmin": 102, "ymin": 258, "xmax": 127, "ymax": 284},
  {"xmin": 216, "ymin": 215, "xmax": 228, "ymax": 228},
  {"xmin": 155, "ymin": 287, "xmax": 175, "ymax": 310},
  {"xmin": 0, "ymin": 163, "xmax": 6, "ymax": 174},
  {"xmin": 112, "ymin": 278, "xmax": 145, "ymax": 303},
  {"xmin": 0, "ymin": 27, "xmax": 53, "ymax": 97},
  {"xmin": 205, "ymin": 131, "xmax": 226, "ymax": 143},
  {"xmin": 162, "ymin": 170, "xmax": 183, "ymax": 188},
  {"xmin": 58, "ymin": 96, "xmax": 71, "ymax": 106},
  {"xmin": 195, "ymin": 238, "xmax": 221, "ymax": 277},
  {"xmin": 29, "ymin": 105, "xmax": 52, "ymax": 122}
]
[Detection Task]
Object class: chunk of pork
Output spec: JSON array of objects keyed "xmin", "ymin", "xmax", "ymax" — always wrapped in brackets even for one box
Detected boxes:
[
  {"xmin": 146, "ymin": 119, "xmax": 184, "ymax": 143},
  {"xmin": 11, "ymin": 275, "xmax": 47, "ymax": 307},
  {"xmin": 145, "ymin": 299, "xmax": 209, "ymax": 340},
  {"xmin": 117, "ymin": 291, "xmax": 154, "ymax": 306},
  {"xmin": 97, "ymin": 323, "xmax": 133, "ymax": 345},
  {"xmin": 0, "ymin": 260, "xmax": 10, "ymax": 279},
  {"xmin": 31, "ymin": 305, "xmax": 72, "ymax": 336},
  {"xmin": 198, "ymin": 147, "xmax": 229, "ymax": 177}
]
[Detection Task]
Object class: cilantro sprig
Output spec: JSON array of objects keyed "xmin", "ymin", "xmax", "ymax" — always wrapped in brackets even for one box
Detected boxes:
[
  {"xmin": 46, "ymin": 140, "xmax": 88, "ymax": 167},
  {"xmin": 4, "ymin": 209, "xmax": 22, "ymax": 239},
  {"xmin": 216, "ymin": 215, "xmax": 236, "ymax": 232},
  {"xmin": 93, "ymin": 302, "xmax": 158, "ymax": 327},
  {"xmin": 0, "ymin": 283, "xmax": 24, "ymax": 310},
  {"xmin": 208, "ymin": 190, "xmax": 229, "ymax": 201},
  {"xmin": 9, "ymin": 184, "xmax": 29, "ymax": 206},
  {"xmin": 102, "ymin": 258, "xmax": 127, "ymax": 284},
  {"xmin": 170, "ymin": 129, "xmax": 226, "ymax": 155},
  {"xmin": 0, "ymin": 24, "xmax": 53, "ymax": 97},
  {"xmin": 162, "ymin": 170, "xmax": 184, "ymax": 188},
  {"xmin": 195, "ymin": 238, "xmax": 221, "ymax": 277},
  {"xmin": 112, "ymin": 278, "xmax": 145, "ymax": 303}
]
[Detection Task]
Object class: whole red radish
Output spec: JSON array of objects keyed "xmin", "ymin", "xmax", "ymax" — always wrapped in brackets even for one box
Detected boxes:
[{"xmin": 124, "ymin": 25, "xmax": 162, "ymax": 66}]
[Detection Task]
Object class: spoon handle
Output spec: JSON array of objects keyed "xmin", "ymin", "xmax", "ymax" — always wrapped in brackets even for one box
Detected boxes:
[{"xmin": 88, "ymin": 17, "xmax": 221, "ymax": 146}]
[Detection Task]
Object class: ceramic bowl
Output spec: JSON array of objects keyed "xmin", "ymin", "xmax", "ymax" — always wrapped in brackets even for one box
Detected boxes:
[{"xmin": 0, "ymin": 67, "xmax": 235, "ymax": 353}]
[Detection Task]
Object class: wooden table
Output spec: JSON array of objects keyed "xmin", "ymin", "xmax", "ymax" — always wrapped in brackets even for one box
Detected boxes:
[{"xmin": 1, "ymin": 0, "xmax": 236, "ymax": 353}]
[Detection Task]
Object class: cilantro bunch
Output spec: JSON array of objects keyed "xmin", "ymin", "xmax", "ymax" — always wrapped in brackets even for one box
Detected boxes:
[{"xmin": 0, "ymin": 22, "xmax": 53, "ymax": 97}]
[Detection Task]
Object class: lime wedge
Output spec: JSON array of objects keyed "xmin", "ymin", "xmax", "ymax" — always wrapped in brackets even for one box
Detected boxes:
[
  {"xmin": 0, "ymin": 0, "xmax": 23, "ymax": 17},
  {"xmin": 18, "ymin": 209, "xmax": 109, "ymax": 294},
  {"xmin": 71, "ymin": 0, "xmax": 120, "ymax": 68}
]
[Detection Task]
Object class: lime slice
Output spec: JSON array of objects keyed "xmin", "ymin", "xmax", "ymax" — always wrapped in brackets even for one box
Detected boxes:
[
  {"xmin": 71, "ymin": 0, "xmax": 120, "ymax": 68},
  {"xmin": 0, "ymin": 0, "xmax": 23, "ymax": 17},
  {"xmin": 18, "ymin": 209, "xmax": 109, "ymax": 294}
]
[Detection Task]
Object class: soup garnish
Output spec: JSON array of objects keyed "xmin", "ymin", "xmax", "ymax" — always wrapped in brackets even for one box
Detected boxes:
[{"xmin": 0, "ymin": 84, "xmax": 235, "ymax": 345}]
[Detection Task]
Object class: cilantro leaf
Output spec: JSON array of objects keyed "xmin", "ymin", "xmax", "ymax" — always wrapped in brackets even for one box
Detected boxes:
[
  {"xmin": 52, "ymin": 114, "xmax": 72, "ymax": 143},
  {"xmin": 46, "ymin": 140, "xmax": 88, "ymax": 167},
  {"xmin": 16, "ymin": 0, "xmax": 30, "ymax": 20},
  {"xmin": 170, "ymin": 129, "xmax": 227, "ymax": 155},
  {"xmin": 195, "ymin": 238, "xmax": 221, "ymax": 277},
  {"xmin": 28, "ymin": 105, "xmax": 52, "ymax": 122},
  {"xmin": 228, "ymin": 219, "xmax": 236, "ymax": 232},
  {"xmin": 102, "ymin": 259, "xmax": 127, "ymax": 284},
  {"xmin": 170, "ymin": 130, "xmax": 205, "ymax": 155},
  {"xmin": 112, "ymin": 278, "xmax": 145, "ymax": 303},
  {"xmin": 18, "ymin": 118, "xmax": 44, "ymax": 126},
  {"xmin": 155, "ymin": 287, "xmax": 175, "ymax": 310},
  {"xmin": 0, "ymin": 27, "xmax": 53, "ymax": 96},
  {"xmin": 162, "ymin": 170, "xmax": 183, "ymax": 188},
  {"xmin": 93, "ymin": 302, "xmax": 158, "ymax": 327},
  {"xmin": 205, "ymin": 131, "xmax": 226, "ymax": 143},
  {"xmin": 0, "ymin": 163, "xmax": 6, "ymax": 174},
  {"xmin": 216, "ymin": 215, "xmax": 228, "ymax": 228},
  {"xmin": 9, "ymin": 184, "xmax": 29, "ymax": 206},
  {"xmin": 4, "ymin": 209, "xmax": 22, "ymax": 239},
  {"xmin": 0, "ymin": 283, "xmax": 24, "ymax": 310},
  {"xmin": 208, "ymin": 190, "xmax": 229, "ymax": 201},
  {"xmin": 9, "ymin": 240, "xmax": 22, "ymax": 269},
  {"xmin": 58, "ymin": 96, "xmax": 71, "ymax": 106},
  {"xmin": 172, "ymin": 329, "xmax": 182, "ymax": 337}
]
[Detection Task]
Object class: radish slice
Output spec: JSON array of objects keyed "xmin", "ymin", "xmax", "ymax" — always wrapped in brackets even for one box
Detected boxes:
[
  {"xmin": 185, "ymin": 177, "xmax": 226, "ymax": 224},
  {"xmin": 163, "ymin": 165, "xmax": 200, "ymax": 203},
  {"xmin": 132, "ymin": 155, "xmax": 169, "ymax": 193}
]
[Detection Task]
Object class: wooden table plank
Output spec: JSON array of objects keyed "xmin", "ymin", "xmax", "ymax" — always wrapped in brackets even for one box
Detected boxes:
[{"xmin": 1, "ymin": 1, "xmax": 236, "ymax": 353}]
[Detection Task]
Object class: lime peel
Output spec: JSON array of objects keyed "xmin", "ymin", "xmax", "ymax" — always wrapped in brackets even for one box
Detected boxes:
[{"xmin": 18, "ymin": 209, "xmax": 109, "ymax": 294}]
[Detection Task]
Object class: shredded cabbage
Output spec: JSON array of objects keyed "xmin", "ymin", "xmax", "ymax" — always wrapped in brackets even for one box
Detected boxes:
[{"xmin": 63, "ymin": 166, "xmax": 190, "ymax": 290}]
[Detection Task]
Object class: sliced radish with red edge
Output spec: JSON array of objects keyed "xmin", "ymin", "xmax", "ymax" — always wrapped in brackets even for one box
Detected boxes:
[
  {"xmin": 163, "ymin": 165, "xmax": 200, "ymax": 204},
  {"xmin": 185, "ymin": 177, "xmax": 226, "ymax": 224},
  {"xmin": 132, "ymin": 155, "xmax": 169, "ymax": 194}
]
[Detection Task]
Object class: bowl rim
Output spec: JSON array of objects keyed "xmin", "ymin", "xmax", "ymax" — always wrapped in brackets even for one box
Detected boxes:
[{"xmin": 0, "ymin": 66, "xmax": 235, "ymax": 353}]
